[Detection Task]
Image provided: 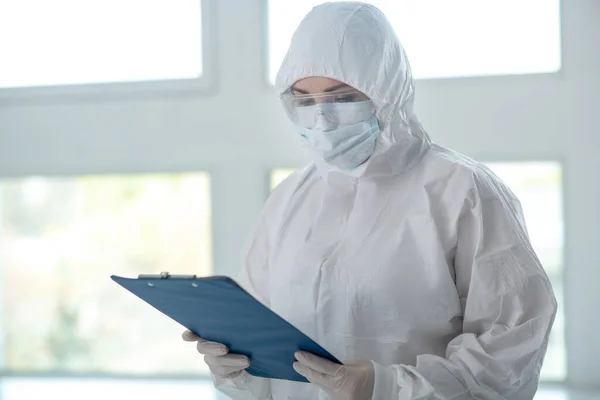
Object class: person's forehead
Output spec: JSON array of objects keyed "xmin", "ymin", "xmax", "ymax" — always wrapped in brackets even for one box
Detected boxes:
[{"xmin": 292, "ymin": 77, "xmax": 354, "ymax": 93}]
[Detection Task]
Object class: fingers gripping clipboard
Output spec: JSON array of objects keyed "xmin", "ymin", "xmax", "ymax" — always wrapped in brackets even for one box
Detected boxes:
[{"xmin": 111, "ymin": 273, "xmax": 341, "ymax": 382}]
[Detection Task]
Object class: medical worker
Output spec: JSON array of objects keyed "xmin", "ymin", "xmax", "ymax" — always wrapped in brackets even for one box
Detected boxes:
[{"xmin": 183, "ymin": 2, "xmax": 557, "ymax": 399}]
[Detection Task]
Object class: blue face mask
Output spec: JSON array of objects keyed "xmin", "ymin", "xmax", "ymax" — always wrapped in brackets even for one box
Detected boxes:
[{"xmin": 298, "ymin": 101, "xmax": 381, "ymax": 170}]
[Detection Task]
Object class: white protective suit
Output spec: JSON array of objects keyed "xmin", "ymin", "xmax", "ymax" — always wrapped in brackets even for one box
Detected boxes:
[{"xmin": 214, "ymin": 2, "xmax": 557, "ymax": 399}]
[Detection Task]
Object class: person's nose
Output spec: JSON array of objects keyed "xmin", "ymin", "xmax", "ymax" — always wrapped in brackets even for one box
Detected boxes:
[{"xmin": 314, "ymin": 109, "xmax": 336, "ymax": 131}]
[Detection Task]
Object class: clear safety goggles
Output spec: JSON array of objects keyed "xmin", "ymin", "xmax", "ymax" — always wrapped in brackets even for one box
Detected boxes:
[{"xmin": 281, "ymin": 89, "xmax": 375, "ymax": 129}]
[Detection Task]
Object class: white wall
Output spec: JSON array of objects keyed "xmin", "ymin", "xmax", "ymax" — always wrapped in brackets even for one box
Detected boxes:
[{"xmin": 0, "ymin": 0, "xmax": 598, "ymax": 390}]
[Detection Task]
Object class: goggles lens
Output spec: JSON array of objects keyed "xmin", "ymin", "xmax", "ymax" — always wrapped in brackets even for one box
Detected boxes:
[{"xmin": 281, "ymin": 89, "xmax": 374, "ymax": 129}]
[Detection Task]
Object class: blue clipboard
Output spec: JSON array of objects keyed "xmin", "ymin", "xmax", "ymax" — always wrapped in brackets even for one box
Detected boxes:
[{"xmin": 111, "ymin": 273, "xmax": 341, "ymax": 382}]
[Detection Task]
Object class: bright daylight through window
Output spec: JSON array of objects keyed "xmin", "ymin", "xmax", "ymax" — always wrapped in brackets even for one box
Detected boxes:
[
  {"xmin": 0, "ymin": 173, "xmax": 212, "ymax": 375},
  {"xmin": 271, "ymin": 161, "xmax": 566, "ymax": 381},
  {"xmin": 0, "ymin": 0, "xmax": 203, "ymax": 88},
  {"xmin": 267, "ymin": 0, "xmax": 561, "ymax": 82}
]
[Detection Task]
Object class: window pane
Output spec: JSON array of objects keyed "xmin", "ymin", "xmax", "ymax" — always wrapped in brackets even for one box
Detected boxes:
[
  {"xmin": 271, "ymin": 162, "xmax": 566, "ymax": 381},
  {"xmin": 0, "ymin": 173, "xmax": 212, "ymax": 375},
  {"xmin": 0, "ymin": 0, "xmax": 203, "ymax": 88},
  {"xmin": 267, "ymin": 0, "xmax": 561, "ymax": 82},
  {"xmin": 270, "ymin": 169, "xmax": 295, "ymax": 192}
]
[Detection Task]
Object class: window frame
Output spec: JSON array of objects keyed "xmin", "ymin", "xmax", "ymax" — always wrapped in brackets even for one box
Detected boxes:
[{"xmin": 0, "ymin": 0, "xmax": 217, "ymax": 104}]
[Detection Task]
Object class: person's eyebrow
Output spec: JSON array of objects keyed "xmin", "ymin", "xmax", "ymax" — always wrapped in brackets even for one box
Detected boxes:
[
  {"xmin": 291, "ymin": 87, "xmax": 310, "ymax": 95},
  {"xmin": 323, "ymin": 83, "xmax": 350, "ymax": 93},
  {"xmin": 291, "ymin": 83, "xmax": 351, "ymax": 95}
]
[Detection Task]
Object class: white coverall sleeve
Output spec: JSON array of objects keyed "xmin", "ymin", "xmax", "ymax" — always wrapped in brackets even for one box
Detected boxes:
[
  {"xmin": 371, "ymin": 183, "xmax": 558, "ymax": 400},
  {"xmin": 212, "ymin": 179, "xmax": 293, "ymax": 400}
]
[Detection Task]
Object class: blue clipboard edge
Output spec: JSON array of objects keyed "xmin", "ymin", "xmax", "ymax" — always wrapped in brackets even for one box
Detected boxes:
[{"xmin": 110, "ymin": 274, "xmax": 343, "ymax": 378}]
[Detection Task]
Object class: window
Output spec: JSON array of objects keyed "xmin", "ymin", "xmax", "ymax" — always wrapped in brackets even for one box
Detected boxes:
[
  {"xmin": 270, "ymin": 169, "xmax": 295, "ymax": 193},
  {"xmin": 270, "ymin": 161, "xmax": 566, "ymax": 381},
  {"xmin": 0, "ymin": 173, "xmax": 212, "ymax": 376},
  {"xmin": 267, "ymin": 0, "xmax": 561, "ymax": 83},
  {"xmin": 0, "ymin": 0, "xmax": 206, "ymax": 90}
]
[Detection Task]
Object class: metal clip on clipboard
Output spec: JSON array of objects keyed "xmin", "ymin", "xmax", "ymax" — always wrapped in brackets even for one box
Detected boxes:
[{"xmin": 137, "ymin": 271, "xmax": 197, "ymax": 279}]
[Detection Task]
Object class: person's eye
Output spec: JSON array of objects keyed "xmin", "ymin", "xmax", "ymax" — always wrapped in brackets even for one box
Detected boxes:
[
  {"xmin": 298, "ymin": 99, "xmax": 315, "ymax": 107},
  {"xmin": 335, "ymin": 94, "xmax": 356, "ymax": 103}
]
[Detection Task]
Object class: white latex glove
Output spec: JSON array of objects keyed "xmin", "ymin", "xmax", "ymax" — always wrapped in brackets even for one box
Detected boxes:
[
  {"xmin": 182, "ymin": 330, "xmax": 250, "ymax": 379},
  {"xmin": 293, "ymin": 351, "xmax": 374, "ymax": 400}
]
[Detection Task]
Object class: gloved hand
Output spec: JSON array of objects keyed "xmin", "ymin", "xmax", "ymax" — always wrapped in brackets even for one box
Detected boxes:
[
  {"xmin": 293, "ymin": 351, "xmax": 374, "ymax": 400},
  {"xmin": 182, "ymin": 330, "xmax": 250, "ymax": 379}
]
